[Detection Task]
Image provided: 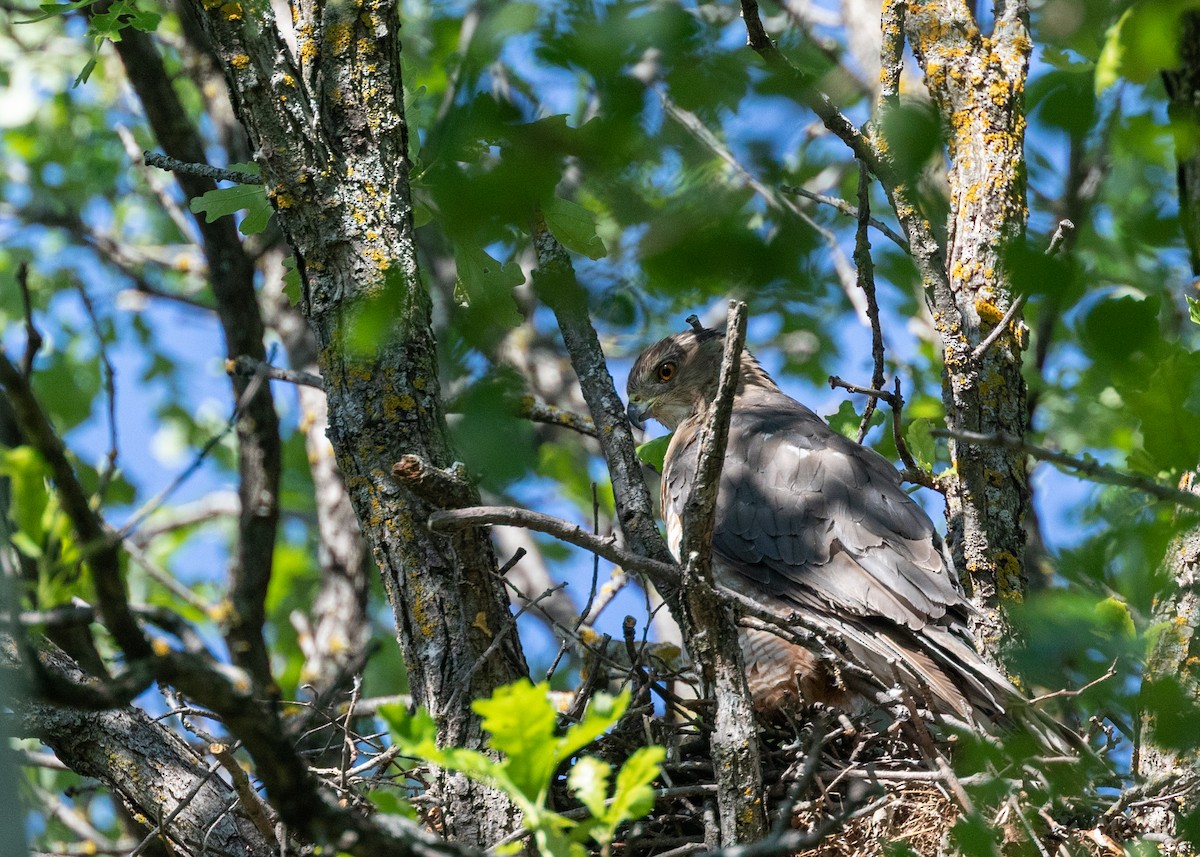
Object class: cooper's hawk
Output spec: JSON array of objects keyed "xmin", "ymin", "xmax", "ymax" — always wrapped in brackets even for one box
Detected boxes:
[{"xmin": 626, "ymin": 322, "xmax": 1024, "ymax": 731}]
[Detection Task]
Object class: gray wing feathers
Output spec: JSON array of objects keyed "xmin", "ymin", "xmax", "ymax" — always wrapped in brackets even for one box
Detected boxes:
[
  {"xmin": 693, "ymin": 395, "xmax": 963, "ymax": 632},
  {"xmin": 660, "ymin": 383, "xmax": 1034, "ymax": 728}
]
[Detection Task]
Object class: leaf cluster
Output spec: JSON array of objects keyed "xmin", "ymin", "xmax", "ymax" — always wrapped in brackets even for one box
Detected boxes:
[{"xmin": 381, "ymin": 680, "xmax": 664, "ymax": 857}]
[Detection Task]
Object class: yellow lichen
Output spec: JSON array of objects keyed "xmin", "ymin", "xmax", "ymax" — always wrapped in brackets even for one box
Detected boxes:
[
  {"xmin": 230, "ymin": 53, "xmax": 250, "ymax": 70},
  {"xmin": 220, "ymin": 2, "xmax": 242, "ymax": 20},
  {"xmin": 327, "ymin": 21, "xmax": 353, "ymax": 55},
  {"xmin": 995, "ymin": 551, "xmax": 1024, "ymax": 602}
]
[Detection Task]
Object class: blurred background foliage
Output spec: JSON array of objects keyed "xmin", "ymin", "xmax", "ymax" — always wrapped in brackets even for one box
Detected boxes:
[{"xmin": 2, "ymin": 0, "xmax": 1200, "ymax": 849}]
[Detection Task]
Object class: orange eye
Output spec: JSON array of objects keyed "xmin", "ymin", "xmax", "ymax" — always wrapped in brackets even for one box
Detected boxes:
[{"xmin": 657, "ymin": 362, "xmax": 676, "ymax": 382}]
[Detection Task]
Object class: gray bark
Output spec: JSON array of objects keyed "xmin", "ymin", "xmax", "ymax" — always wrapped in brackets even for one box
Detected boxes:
[
  {"xmin": 179, "ymin": 2, "xmax": 528, "ymax": 843},
  {"xmin": 8, "ymin": 643, "xmax": 276, "ymax": 857},
  {"xmin": 903, "ymin": 0, "xmax": 1032, "ymax": 664}
]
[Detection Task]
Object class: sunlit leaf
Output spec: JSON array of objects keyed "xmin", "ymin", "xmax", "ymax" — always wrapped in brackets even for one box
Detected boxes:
[{"xmin": 635, "ymin": 434, "xmax": 672, "ymax": 473}]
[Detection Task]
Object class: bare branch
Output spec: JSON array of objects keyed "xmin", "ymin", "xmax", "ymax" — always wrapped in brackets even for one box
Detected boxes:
[
  {"xmin": 517, "ymin": 396, "xmax": 598, "ymax": 438},
  {"xmin": 16, "ymin": 262, "xmax": 42, "ymax": 378},
  {"xmin": 144, "ymin": 150, "xmax": 263, "ymax": 185},
  {"xmin": 392, "ymin": 455, "xmax": 476, "ymax": 509},
  {"xmin": 227, "ymin": 355, "xmax": 323, "ymax": 388},
  {"xmin": 530, "ymin": 215, "xmax": 674, "ymax": 569},
  {"xmin": 877, "ymin": 0, "xmax": 905, "ymax": 111},
  {"xmin": 428, "ymin": 505, "xmax": 679, "ymax": 587},
  {"xmin": 677, "ymin": 300, "xmax": 766, "ymax": 842},
  {"xmin": 1030, "ymin": 659, "xmax": 1118, "ymax": 705},
  {"xmin": 932, "ymin": 428, "xmax": 1200, "ymax": 513},
  {"xmin": 739, "ymin": 0, "xmax": 951, "ymax": 310},
  {"xmin": 853, "ymin": 162, "xmax": 886, "ymax": 443}
]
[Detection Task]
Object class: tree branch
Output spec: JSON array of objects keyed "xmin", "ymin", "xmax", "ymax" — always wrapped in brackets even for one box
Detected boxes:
[
  {"xmin": 0, "ymin": 352, "xmax": 151, "ymax": 661},
  {"xmin": 227, "ymin": 355, "xmax": 323, "ymax": 389},
  {"xmin": 530, "ymin": 215, "xmax": 675, "ymax": 569},
  {"xmin": 932, "ymin": 428, "xmax": 1200, "ymax": 513},
  {"xmin": 677, "ymin": 300, "xmax": 767, "ymax": 843},
  {"xmin": 115, "ymin": 29, "xmax": 281, "ymax": 692},
  {"xmin": 11, "ymin": 643, "xmax": 275, "ymax": 857},
  {"xmin": 427, "ymin": 506, "xmax": 678, "ymax": 586},
  {"xmin": 778, "ymin": 185, "xmax": 909, "ymax": 252},
  {"xmin": 853, "ymin": 162, "xmax": 886, "ymax": 443},
  {"xmin": 517, "ymin": 396, "xmax": 598, "ymax": 439},
  {"xmin": 143, "ymin": 150, "xmax": 263, "ymax": 185}
]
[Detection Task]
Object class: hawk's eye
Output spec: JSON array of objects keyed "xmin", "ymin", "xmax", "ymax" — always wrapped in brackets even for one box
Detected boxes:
[{"xmin": 657, "ymin": 362, "xmax": 676, "ymax": 382}]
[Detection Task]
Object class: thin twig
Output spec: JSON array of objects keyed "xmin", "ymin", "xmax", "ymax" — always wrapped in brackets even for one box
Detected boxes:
[
  {"xmin": 143, "ymin": 151, "xmax": 263, "ymax": 185},
  {"xmin": 779, "ymin": 185, "xmax": 909, "ymax": 252},
  {"xmin": 971, "ymin": 294, "xmax": 1027, "ymax": 362},
  {"xmin": 1030, "ymin": 659, "xmax": 1118, "ymax": 705},
  {"xmin": 655, "ymin": 90, "xmax": 868, "ymax": 318},
  {"xmin": 829, "ymin": 376, "xmax": 940, "ymax": 490},
  {"xmin": 75, "ymin": 284, "xmax": 119, "ymax": 495},
  {"xmin": 117, "ymin": 368, "xmax": 271, "ymax": 538},
  {"xmin": 227, "ymin": 355, "xmax": 323, "ymax": 388},
  {"xmin": 16, "ymin": 262, "xmax": 42, "ymax": 377},
  {"xmin": 1047, "ymin": 218, "xmax": 1075, "ymax": 256},
  {"xmin": 972, "ymin": 219, "xmax": 1074, "ymax": 362},
  {"xmin": 932, "ymin": 428, "xmax": 1200, "ymax": 513},
  {"xmin": 853, "ymin": 161, "xmax": 885, "ymax": 443}
]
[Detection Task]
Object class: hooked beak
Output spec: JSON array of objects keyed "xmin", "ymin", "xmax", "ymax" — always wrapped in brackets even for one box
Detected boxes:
[{"xmin": 626, "ymin": 399, "xmax": 650, "ymax": 431}]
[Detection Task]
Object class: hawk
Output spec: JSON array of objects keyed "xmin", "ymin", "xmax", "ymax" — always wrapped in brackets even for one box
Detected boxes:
[{"xmin": 626, "ymin": 322, "xmax": 1024, "ymax": 731}]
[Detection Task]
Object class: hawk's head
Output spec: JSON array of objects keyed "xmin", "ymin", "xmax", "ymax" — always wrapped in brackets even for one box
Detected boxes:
[
  {"xmin": 626, "ymin": 320, "xmax": 776, "ymax": 431},
  {"xmin": 626, "ymin": 327, "xmax": 722, "ymax": 431}
]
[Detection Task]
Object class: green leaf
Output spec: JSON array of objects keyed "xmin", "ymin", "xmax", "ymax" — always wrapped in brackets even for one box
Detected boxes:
[
  {"xmin": 473, "ymin": 679, "xmax": 559, "ymax": 801},
  {"xmin": 826, "ymin": 399, "xmax": 862, "ymax": 440},
  {"xmin": 189, "ymin": 177, "xmax": 273, "ymax": 236},
  {"xmin": 1096, "ymin": 0, "xmax": 1200, "ymax": 93},
  {"xmin": 0, "ymin": 447, "xmax": 52, "ymax": 550},
  {"xmin": 567, "ymin": 756, "xmax": 611, "ymax": 819},
  {"xmin": 1125, "ymin": 351, "xmax": 1200, "ymax": 472},
  {"xmin": 556, "ymin": 690, "xmax": 629, "ymax": 762},
  {"xmin": 1093, "ymin": 595, "xmax": 1136, "ymax": 639},
  {"xmin": 453, "ymin": 243, "xmax": 524, "ymax": 335},
  {"xmin": 605, "ymin": 746, "xmax": 663, "ymax": 827},
  {"xmin": 904, "ymin": 418, "xmax": 935, "ymax": 471},
  {"xmin": 635, "ymin": 434, "xmax": 672, "ymax": 473},
  {"xmin": 378, "ymin": 703, "xmax": 439, "ymax": 756},
  {"xmin": 543, "ymin": 197, "xmax": 606, "ymax": 260},
  {"xmin": 1187, "ymin": 295, "xmax": 1200, "ymax": 326},
  {"xmin": 282, "ymin": 255, "xmax": 302, "ymax": 307},
  {"xmin": 18, "ymin": 0, "xmax": 92, "ymax": 24}
]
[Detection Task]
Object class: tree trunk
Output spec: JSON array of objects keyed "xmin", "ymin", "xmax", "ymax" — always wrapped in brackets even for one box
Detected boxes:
[
  {"xmin": 180, "ymin": 2, "xmax": 529, "ymax": 843},
  {"xmin": 904, "ymin": 0, "xmax": 1032, "ymax": 663}
]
